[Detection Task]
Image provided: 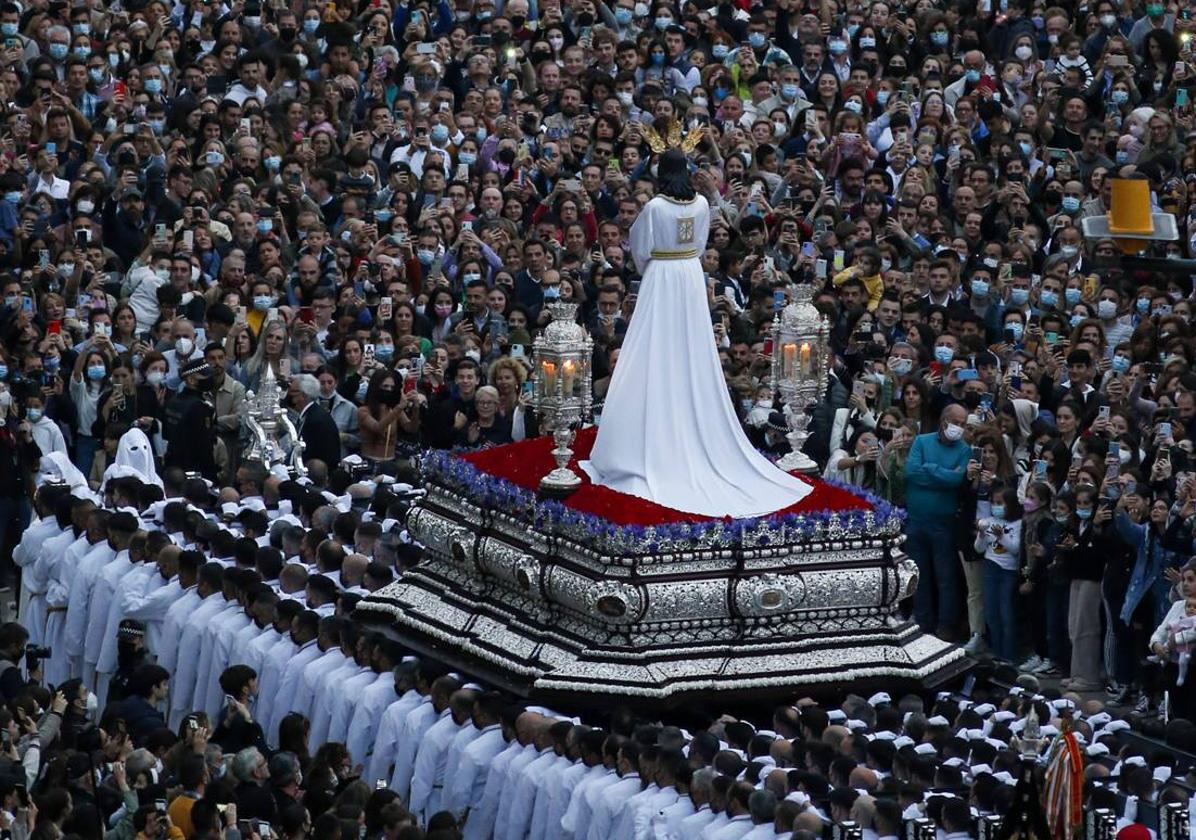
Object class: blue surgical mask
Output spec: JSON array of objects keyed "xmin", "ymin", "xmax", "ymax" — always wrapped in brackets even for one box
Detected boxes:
[
  {"xmin": 26, "ymin": 408, "xmax": 41, "ymax": 422},
  {"xmin": 459, "ymin": 151, "xmax": 477, "ymax": 165},
  {"xmin": 375, "ymin": 345, "xmax": 394, "ymax": 362},
  {"xmin": 264, "ymin": 155, "xmax": 281, "ymax": 171},
  {"xmin": 1010, "ymin": 288, "xmax": 1030, "ymax": 305},
  {"xmin": 991, "ymin": 505, "xmax": 1006, "ymax": 519},
  {"xmin": 543, "ymin": 285, "xmax": 561, "ymax": 300},
  {"xmin": 48, "ymin": 43, "xmax": 67, "ymax": 61},
  {"xmin": 72, "ymin": 45, "xmax": 90, "ymax": 59},
  {"xmin": 303, "ymin": 18, "xmax": 320, "ymax": 32},
  {"xmin": 860, "ymin": 36, "xmax": 876, "ymax": 48},
  {"xmin": 1116, "ymin": 150, "xmax": 1131, "ymax": 164},
  {"xmin": 376, "ymin": 209, "xmax": 394, "ymax": 222},
  {"xmin": 148, "ymin": 119, "xmax": 165, "ymax": 135},
  {"xmin": 748, "ymin": 31, "xmax": 766, "ymax": 47},
  {"xmin": 0, "ymin": 23, "xmax": 17, "ymax": 36},
  {"xmin": 1076, "ymin": 507, "xmax": 1092, "ymax": 520},
  {"xmin": 4, "ymin": 191, "xmax": 20, "ymax": 204},
  {"xmin": 253, "ymin": 295, "xmax": 274, "ymax": 311},
  {"xmin": 1137, "ymin": 297, "xmax": 1150, "ymax": 313},
  {"xmin": 144, "ymin": 77, "xmax": 162, "ymax": 94},
  {"xmin": 965, "ymin": 68, "xmax": 981, "ymax": 83},
  {"xmin": 430, "ymin": 124, "xmax": 449, "ymax": 144},
  {"xmin": 257, "ymin": 219, "xmax": 273, "ymax": 233},
  {"xmin": 1040, "ymin": 290, "xmax": 1058, "ymax": 309},
  {"xmin": 1019, "ymin": 141, "xmax": 1032, "ymax": 157},
  {"xmin": 476, "ymin": 127, "xmax": 488, "ymax": 142},
  {"xmin": 205, "ymin": 150, "xmax": 224, "ymax": 167},
  {"xmin": 1061, "ymin": 196, "xmax": 1080, "ymax": 213},
  {"xmin": 934, "ymin": 345, "xmax": 954, "ymax": 364},
  {"xmin": 1069, "ymin": 313, "xmax": 1084, "ymax": 328},
  {"xmin": 1112, "ymin": 355, "xmax": 1131, "ymax": 373},
  {"xmin": 1111, "ymin": 89, "xmax": 1129, "ymax": 105},
  {"xmin": 89, "ymin": 68, "xmax": 105, "ymax": 84},
  {"xmin": 615, "ymin": 7, "xmax": 633, "ymax": 24},
  {"xmin": 654, "ymin": 16, "xmax": 671, "ymax": 30},
  {"xmin": 86, "ymin": 365, "xmax": 106, "ymax": 381},
  {"xmin": 1055, "ymin": 513, "xmax": 1072, "ymax": 524},
  {"xmin": 1064, "ymin": 287, "xmax": 1081, "ymax": 305},
  {"xmin": 417, "ymin": 248, "xmax": 436, "ymax": 265},
  {"xmin": 828, "ymin": 38, "xmax": 847, "ymax": 55},
  {"xmin": 651, "ymin": 52, "xmax": 665, "ymax": 65},
  {"xmin": 971, "ymin": 279, "xmax": 989, "ymax": 297},
  {"xmin": 463, "ymin": 272, "xmax": 482, "ymax": 284},
  {"xmin": 1007, "ymin": 321, "xmax": 1024, "ymax": 340},
  {"xmin": 930, "ymin": 30, "xmax": 949, "ymax": 46},
  {"xmin": 713, "ymin": 43, "xmax": 730, "ymax": 59},
  {"xmin": 0, "ymin": 364, "xmax": 9, "ymax": 379},
  {"xmin": 781, "ymin": 83, "xmax": 799, "ymax": 100},
  {"xmin": 875, "ymin": 89, "xmax": 889, "ymax": 105}
]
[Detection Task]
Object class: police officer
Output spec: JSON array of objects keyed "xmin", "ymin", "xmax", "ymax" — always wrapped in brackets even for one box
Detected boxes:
[{"xmin": 164, "ymin": 358, "xmax": 217, "ymax": 480}]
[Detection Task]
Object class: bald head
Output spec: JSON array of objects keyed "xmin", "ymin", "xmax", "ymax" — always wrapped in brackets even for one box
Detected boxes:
[
  {"xmin": 515, "ymin": 711, "xmax": 546, "ymax": 745},
  {"xmin": 342, "ymin": 553, "xmax": 369, "ymax": 587},
  {"xmin": 795, "ymin": 809, "xmax": 825, "ymax": 834},
  {"xmin": 849, "ymin": 766, "xmax": 879, "ymax": 793}
]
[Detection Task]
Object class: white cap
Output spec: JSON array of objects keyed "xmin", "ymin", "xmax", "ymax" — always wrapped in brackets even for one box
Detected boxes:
[
  {"xmin": 893, "ymin": 736, "xmax": 915, "ymax": 750},
  {"xmin": 973, "ymin": 704, "xmax": 996, "ymax": 717},
  {"xmin": 827, "ymin": 710, "xmax": 847, "ymax": 722},
  {"xmin": 927, "ymin": 716, "xmax": 949, "ymax": 727},
  {"xmin": 1086, "ymin": 743, "xmax": 1110, "ymax": 758},
  {"xmin": 992, "ymin": 711, "xmax": 1017, "ymax": 724},
  {"xmin": 868, "ymin": 692, "xmax": 891, "ymax": 707},
  {"xmin": 846, "ymin": 720, "xmax": 869, "ymax": 732},
  {"xmin": 913, "ymin": 743, "xmax": 937, "ymax": 756}
]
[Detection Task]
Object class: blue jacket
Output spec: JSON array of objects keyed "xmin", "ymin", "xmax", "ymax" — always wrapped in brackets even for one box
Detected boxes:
[
  {"xmin": 903, "ymin": 432, "xmax": 971, "ymax": 521},
  {"xmin": 1116, "ymin": 510, "xmax": 1186, "ymax": 626}
]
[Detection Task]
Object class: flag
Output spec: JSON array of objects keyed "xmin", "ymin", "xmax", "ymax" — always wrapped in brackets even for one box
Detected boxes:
[{"xmin": 1042, "ymin": 725, "xmax": 1083, "ymax": 840}]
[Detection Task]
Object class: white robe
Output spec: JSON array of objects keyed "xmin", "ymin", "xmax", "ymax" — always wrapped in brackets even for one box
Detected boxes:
[
  {"xmin": 155, "ymin": 587, "xmax": 201, "ymax": 671},
  {"xmin": 389, "ymin": 697, "xmax": 438, "ymax": 798},
  {"xmin": 264, "ymin": 639, "xmax": 321, "ymax": 743},
  {"xmin": 462, "ymin": 741, "xmax": 528, "ymax": 840},
  {"xmin": 62, "ymin": 539, "xmax": 114, "ymax": 680},
  {"xmin": 580, "ymin": 193, "xmax": 812, "ymax": 517},
  {"xmin": 444, "ymin": 723, "xmax": 504, "ymax": 821},
  {"xmin": 366, "ymin": 689, "xmax": 424, "ymax": 785},
  {"xmin": 15, "ymin": 518, "xmax": 58, "ymax": 644},
  {"xmin": 120, "ymin": 576, "xmax": 181, "ymax": 658},
  {"xmin": 407, "ymin": 708, "xmax": 458, "ymax": 822},
  {"xmin": 344, "ymin": 673, "xmax": 397, "ymax": 768}
]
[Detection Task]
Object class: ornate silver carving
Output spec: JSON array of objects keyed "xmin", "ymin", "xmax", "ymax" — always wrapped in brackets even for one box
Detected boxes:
[
  {"xmin": 769, "ymin": 282, "xmax": 829, "ymax": 473},
  {"xmin": 532, "ymin": 302, "xmax": 593, "ymax": 493},
  {"xmin": 242, "ymin": 363, "xmax": 307, "ymax": 478}
]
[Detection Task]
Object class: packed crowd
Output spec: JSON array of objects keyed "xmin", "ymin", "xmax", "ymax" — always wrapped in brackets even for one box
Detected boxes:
[
  {"xmin": 2, "ymin": 471, "xmax": 1187, "ymax": 840},
  {"xmin": 0, "ymin": 0, "xmax": 1196, "ymax": 833}
]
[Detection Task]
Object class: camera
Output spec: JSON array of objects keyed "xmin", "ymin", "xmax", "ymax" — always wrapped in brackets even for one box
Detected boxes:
[{"xmin": 24, "ymin": 644, "xmax": 50, "ymax": 673}]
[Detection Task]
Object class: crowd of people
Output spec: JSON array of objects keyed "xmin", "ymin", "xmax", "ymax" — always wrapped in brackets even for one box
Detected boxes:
[
  {"xmin": 2, "ymin": 470, "xmax": 1191, "ymax": 840},
  {"xmin": 0, "ymin": 0, "xmax": 1195, "ymax": 834}
]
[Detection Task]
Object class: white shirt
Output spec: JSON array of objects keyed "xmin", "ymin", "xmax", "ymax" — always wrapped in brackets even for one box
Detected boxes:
[
  {"xmin": 389, "ymin": 696, "xmax": 439, "ymax": 798},
  {"xmin": 123, "ymin": 264, "xmax": 167, "ymax": 332},
  {"xmin": 29, "ymin": 416, "xmax": 67, "ymax": 457},
  {"xmin": 587, "ymin": 773, "xmax": 642, "ymax": 840},
  {"xmin": 501, "ymin": 749, "xmax": 564, "ymax": 840},
  {"xmin": 257, "ymin": 634, "xmax": 299, "ymax": 745},
  {"xmin": 83, "ymin": 549, "xmax": 131, "ymax": 668},
  {"xmin": 169, "ymin": 594, "xmax": 232, "ymax": 728},
  {"xmin": 63, "ymin": 540, "xmax": 114, "ymax": 663},
  {"xmin": 191, "ymin": 601, "xmax": 249, "ymax": 717},
  {"xmin": 96, "ymin": 560, "xmax": 156, "ymax": 675},
  {"xmin": 627, "ymin": 785, "xmax": 678, "ymax": 840},
  {"xmin": 653, "ymin": 793, "xmax": 696, "ymax": 840},
  {"xmin": 343, "ymin": 673, "xmax": 398, "ymax": 769},
  {"xmin": 533, "ymin": 759, "xmax": 591, "ymax": 840},
  {"xmin": 444, "ymin": 723, "xmax": 504, "ymax": 822},
  {"xmin": 676, "ymin": 805, "xmax": 718, "ymax": 840},
  {"xmin": 120, "ymin": 574, "xmax": 180, "ymax": 656},
  {"xmin": 462, "ymin": 740, "xmax": 527, "ymax": 840},
  {"xmin": 310, "ymin": 662, "xmax": 371, "ymax": 749},
  {"xmin": 266, "ymin": 639, "xmax": 321, "ymax": 740},
  {"xmin": 293, "ymin": 648, "xmax": 346, "ymax": 719},
  {"xmin": 408, "ymin": 708, "xmax": 459, "ymax": 819},
  {"xmin": 17, "ymin": 518, "xmax": 59, "ymax": 646},
  {"xmin": 240, "ymin": 625, "xmax": 281, "ymax": 679},
  {"xmin": 492, "ymin": 743, "xmax": 541, "ymax": 840},
  {"xmin": 440, "ymin": 721, "xmax": 480, "ymax": 803},
  {"xmin": 740, "ymin": 823, "xmax": 779, "ymax": 840},
  {"xmin": 560, "ymin": 766, "xmax": 618, "ymax": 839},
  {"xmin": 155, "ymin": 586, "xmax": 201, "ymax": 671},
  {"xmin": 366, "ymin": 689, "xmax": 424, "ymax": 785}
]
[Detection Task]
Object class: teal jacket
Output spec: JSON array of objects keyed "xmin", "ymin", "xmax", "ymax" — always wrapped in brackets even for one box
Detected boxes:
[{"xmin": 903, "ymin": 431, "xmax": 971, "ymax": 521}]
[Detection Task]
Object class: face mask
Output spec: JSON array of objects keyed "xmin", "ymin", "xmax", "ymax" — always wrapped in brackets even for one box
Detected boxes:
[
  {"xmin": 844, "ymin": 100, "xmax": 863, "ymax": 113},
  {"xmin": 1076, "ymin": 507, "xmax": 1092, "ymax": 520},
  {"xmin": 1024, "ymin": 498, "xmax": 1039, "ymax": 512},
  {"xmin": 1064, "ymin": 287, "xmax": 1081, "ymax": 305},
  {"xmin": 26, "ymin": 407, "xmax": 41, "ymax": 422},
  {"xmin": 1098, "ymin": 299, "xmax": 1118, "ymax": 320},
  {"xmin": 971, "ymin": 279, "xmax": 989, "ymax": 297},
  {"xmin": 1014, "ymin": 44, "xmax": 1033, "ymax": 61},
  {"xmin": 1100, "ymin": 13, "xmax": 1118, "ymax": 26},
  {"xmin": 1137, "ymin": 297, "xmax": 1150, "ymax": 313},
  {"xmin": 1060, "ymin": 245, "xmax": 1079, "ymax": 258},
  {"xmin": 3, "ymin": 191, "xmax": 19, "ymax": 204},
  {"xmin": 713, "ymin": 43, "xmax": 730, "ymax": 59},
  {"xmin": 376, "ymin": 209, "xmax": 394, "ymax": 222},
  {"xmin": 748, "ymin": 32, "xmax": 767, "ymax": 47},
  {"xmin": 1147, "ymin": 3, "xmax": 1164, "ymax": 16},
  {"xmin": 1111, "ymin": 89, "xmax": 1129, "ymax": 105},
  {"xmin": 965, "ymin": 68, "xmax": 981, "ymax": 84},
  {"xmin": 942, "ymin": 423, "xmax": 965, "ymax": 441},
  {"xmin": 934, "ymin": 345, "xmax": 954, "ymax": 364},
  {"xmin": 1068, "ymin": 313, "xmax": 1084, "ymax": 328},
  {"xmin": 875, "ymin": 89, "xmax": 890, "ymax": 106},
  {"xmin": 108, "ymin": 52, "xmax": 120, "ymax": 67},
  {"xmin": 48, "ymin": 43, "xmax": 67, "ymax": 60},
  {"xmin": 244, "ymin": 15, "xmax": 260, "ymax": 28},
  {"xmin": 930, "ymin": 30, "xmax": 949, "ymax": 46},
  {"xmin": 264, "ymin": 155, "xmax": 281, "ymax": 171},
  {"xmin": 44, "ymin": 357, "xmax": 58, "ymax": 372},
  {"xmin": 375, "ymin": 345, "xmax": 394, "ymax": 362},
  {"xmin": 549, "ymin": 36, "xmax": 564, "ymax": 50},
  {"xmin": 616, "ymin": 91, "xmax": 634, "ymax": 106},
  {"xmin": 615, "ymin": 7, "xmax": 633, "ymax": 24},
  {"xmin": 1040, "ymin": 290, "xmax": 1059, "ymax": 309},
  {"xmin": 85, "ymin": 691, "xmax": 98, "ymax": 716},
  {"xmin": 890, "ymin": 358, "xmax": 913, "ymax": 375},
  {"xmin": 1061, "ymin": 196, "xmax": 1080, "ymax": 213},
  {"xmin": 304, "ymin": 18, "xmax": 320, "ymax": 32},
  {"xmin": 860, "ymin": 36, "xmax": 876, "ymax": 48},
  {"xmin": 991, "ymin": 505, "xmax": 1006, "ymax": 519},
  {"xmin": 0, "ymin": 22, "xmax": 15, "ymax": 36},
  {"xmin": 430, "ymin": 124, "xmax": 449, "ymax": 144},
  {"xmin": 253, "ymin": 295, "xmax": 274, "ymax": 311},
  {"xmin": 148, "ymin": 118, "xmax": 165, "ymax": 134},
  {"xmin": 463, "ymin": 272, "xmax": 482, "ymax": 284},
  {"xmin": 773, "ymin": 121, "xmax": 788, "ymax": 137},
  {"xmin": 1019, "ymin": 141, "xmax": 1033, "ymax": 158},
  {"xmin": 200, "ymin": 40, "xmax": 216, "ymax": 53},
  {"xmin": 1111, "ymin": 355, "xmax": 1130, "ymax": 373},
  {"xmin": 543, "ymin": 286, "xmax": 561, "ymax": 300},
  {"xmin": 175, "ymin": 337, "xmax": 194, "ymax": 357},
  {"xmin": 654, "ymin": 16, "xmax": 671, "ymax": 30},
  {"xmin": 651, "ymin": 52, "xmax": 666, "ymax": 65},
  {"xmin": 828, "ymin": 38, "xmax": 847, "ymax": 55},
  {"xmin": 144, "ymin": 77, "xmax": 162, "ymax": 94},
  {"xmin": 1007, "ymin": 322, "xmax": 1024, "ymax": 340},
  {"xmin": 1055, "ymin": 513, "xmax": 1071, "ymax": 524},
  {"xmin": 256, "ymin": 219, "xmax": 273, "ymax": 234},
  {"xmin": 86, "ymin": 365, "xmax": 106, "ymax": 381},
  {"xmin": 0, "ymin": 365, "xmax": 9, "ymax": 379},
  {"xmin": 434, "ymin": 303, "xmax": 453, "ymax": 317},
  {"xmin": 417, "ymin": 248, "xmax": 436, "ymax": 265},
  {"xmin": 73, "ymin": 45, "xmax": 90, "ymax": 58},
  {"xmin": 205, "ymin": 150, "xmax": 224, "ymax": 167}
]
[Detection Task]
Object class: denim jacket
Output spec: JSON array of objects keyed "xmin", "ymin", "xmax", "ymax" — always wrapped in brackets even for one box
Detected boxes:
[{"xmin": 1116, "ymin": 510, "xmax": 1187, "ymax": 626}]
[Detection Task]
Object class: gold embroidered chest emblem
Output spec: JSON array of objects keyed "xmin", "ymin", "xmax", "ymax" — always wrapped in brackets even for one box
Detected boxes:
[{"xmin": 677, "ymin": 217, "xmax": 695, "ymax": 244}]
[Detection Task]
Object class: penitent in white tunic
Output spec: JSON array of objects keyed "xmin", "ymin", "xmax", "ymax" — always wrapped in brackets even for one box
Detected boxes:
[{"xmin": 580, "ymin": 194, "xmax": 812, "ymax": 518}]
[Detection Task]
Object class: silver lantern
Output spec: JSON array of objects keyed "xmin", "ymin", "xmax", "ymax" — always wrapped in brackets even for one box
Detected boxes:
[
  {"xmin": 242, "ymin": 363, "xmax": 308, "ymax": 479},
  {"xmin": 769, "ymin": 282, "xmax": 828, "ymax": 473},
  {"xmin": 532, "ymin": 301, "xmax": 593, "ymax": 495}
]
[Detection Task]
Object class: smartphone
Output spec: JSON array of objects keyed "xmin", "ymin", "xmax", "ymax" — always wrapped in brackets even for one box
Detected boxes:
[
  {"xmin": 267, "ymin": 307, "xmax": 279, "ymax": 323},
  {"xmin": 1098, "ymin": 405, "xmax": 1111, "ymax": 422},
  {"xmin": 417, "ymin": 42, "xmax": 436, "ymax": 54},
  {"xmin": 183, "ymin": 230, "xmax": 194, "ymax": 250},
  {"xmin": 979, "ymin": 393, "xmax": 993, "ymax": 412},
  {"xmin": 521, "ymin": 378, "xmax": 534, "ymax": 398},
  {"xmin": 298, "ymin": 306, "xmax": 315, "ymax": 324},
  {"xmin": 155, "ymin": 222, "xmax": 167, "ymax": 240},
  {"xmin": 236, "ymin": 306, "xmax": 247, "ymax": 326},
  {"xmin": 957, "ymin": 368, "xmax": 980, "ymax": 381},
  {"xmin": 833, "ymin": 250, "xmax": 846, "ymax": 271},
  {"xmin": 402, "ymin": 371, "xmax": 416, "ymax": 394},
  {"xmin": 1109, "ymin": 440, "xmax": 1120, "ymax": 458},
  {"xmin": 971, "ymin": 445, "xmax": 984, "ymax": 463},
  {"xmin": 1003, "ymin": 327, "xmax": 1017, "ymax": 344},
  {"xmin": 773, "ymin": 290, "xmax": 785, "ymax": 311},
  {"xmin": 38, "ymin": 249, "xmax": 48, "ymax": 270},
  {"xmin": 1160, "ymin": 421, "xmax": 1173, "ymax": 439},
  {"xmin": 1045, "ymin": 331, "xmax": 1058, "ymax": 345},
  {"xmin": 1034, "ymin": 460, "xmax": 1048, "ymax": 480},
  {"xmin": 763, "ymin": 338, "xmax": 774, "ymax": 356},
  {"xmin": 815, "ymin": 258, "xmax": 827, "ymax": 279},
  {"xmin": 279, "ymin": 357, "xmax": 291, "ymax": 377},
  {"xmin": 853, "ymin": 380, "xmax": 867, "ymax": 399},
  {"xmin": 240, "ymin": 118, "xmax": 251, "ymax": 134},
  {"xmin": 379, "ymin": 296, "xmax": 393, "ymax": 321},
  {"xmin": 47, "ymin": 319, "xmax": 60, "ymax": 335},
  {"xmin": 155, "ymin": 800, "xmax": 167, "ymax": 814},
  {"xmin": 364, "ymin": 343, "xmax": 376, "ymax": 365}
]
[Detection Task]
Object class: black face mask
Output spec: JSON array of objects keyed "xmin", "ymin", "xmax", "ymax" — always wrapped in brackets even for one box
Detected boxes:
[
  {"xmin": 963, "ymin": 391, "xmax": 982, "ymax": 409},
  {"xmin": 875, "ymin": 426, "xmax": 894, "ymax": 442},
  {"xmin": 497, "ymin": 147, "xmax": 515, "ymax": 165},
  {"xmin": 279, "ymin": 27, "xmax": 296, "ymax": 40},
  {"xmin": 510, "ymin": 14, "xmax": 525, "ymax": 27}
]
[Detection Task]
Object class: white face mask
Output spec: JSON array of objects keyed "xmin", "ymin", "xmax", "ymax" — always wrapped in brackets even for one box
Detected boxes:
[{"xmin": 942, "ymin": 423, "xmax": 964, "ymax": 441}]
